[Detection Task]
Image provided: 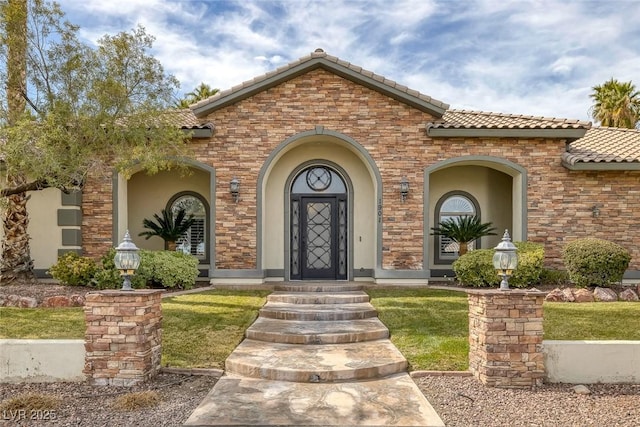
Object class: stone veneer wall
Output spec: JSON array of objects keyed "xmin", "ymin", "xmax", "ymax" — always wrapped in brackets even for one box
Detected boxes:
[
  {"xmin": 468, "ymin": 289, "xmax": 545, "ymax": 389},
  {"xmin": 80, "ymin": 68, "xmax": 640, "ymax": 271},
  {"xmin": 84, "ymin": 290, "xmax": 163, "ymax": 386}
]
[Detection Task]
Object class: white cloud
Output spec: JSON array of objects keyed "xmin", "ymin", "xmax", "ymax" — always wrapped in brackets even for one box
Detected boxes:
[{"xmin": 55, "ymin": 0, "xmax": 640, "ymax": 121}]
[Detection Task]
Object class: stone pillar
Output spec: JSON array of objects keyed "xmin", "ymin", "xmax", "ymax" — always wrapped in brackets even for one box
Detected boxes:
[
  {"xmin": 84, "ymin": 290, "xmax": 163, "ymax": 386},
  {"xmin": 468, "ymin": 289, "xmax": 545, "ymax": 389}
]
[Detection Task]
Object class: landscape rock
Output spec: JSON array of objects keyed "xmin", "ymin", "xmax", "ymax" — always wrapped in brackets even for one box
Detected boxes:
[
  {"xmin": 1, "ymin": 294, "xmax": 38, "ymax": 308},
  {"xmin": 593, "ymin": 287, "xmax": 617, "ymax": 302},
  {"xmin": 561, "ymin": 288, "xmax": 575, "ymax": 302},
  {"xmin": 573, "ymin": 288, "xmax": 594, "ymax": 303},
  {"xmin": 70, "ymin": 294, "xmax": 86, "ymax": 306},
  {"xmin": 572, "ymin": 385, "xmax": 591, "ymax": 395},
  {"xmin": 42, "ymin": 295, "xmax": 72, "ymax": 308},
  {"xmin": 545, "ymin": 288, "xmax": 566, "ymax": 302},
  {"xmin": 619, "ymin": 288, "xmax": 639, "ymax": 302}
]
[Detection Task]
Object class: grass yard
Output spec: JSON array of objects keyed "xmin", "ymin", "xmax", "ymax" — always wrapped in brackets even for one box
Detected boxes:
[
  {"xmin": 161, "ymin": 290, "xmax": 269, "ymax": 369},
  {"xmin": 543, "ymin": 301, "xmax": 640, "ymax": 340},
  {"xmin": 367, "ymin": 288, "xmax": 469, "ymax": 371},
  {"xmin": 2, "ymin": 288, "xmax": 640, "ymax": 372}
]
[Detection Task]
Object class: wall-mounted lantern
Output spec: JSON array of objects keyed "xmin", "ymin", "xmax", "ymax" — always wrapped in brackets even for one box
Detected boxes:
[
  {"xmin": 230, "ymin": 177, "xmax": 240, "ymax": 203},
  {"xmin": 400, "ymin": 177, "xmax": 409, "ymax": 202}
]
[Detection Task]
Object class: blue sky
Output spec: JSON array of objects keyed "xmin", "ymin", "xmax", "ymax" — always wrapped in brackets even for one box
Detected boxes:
[{"xmin": 57, "ymin": 0, "xmax": 640, "ymax": 122}]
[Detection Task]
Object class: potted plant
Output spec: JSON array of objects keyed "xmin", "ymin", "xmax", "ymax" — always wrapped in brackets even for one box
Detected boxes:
[
  {"xmin": 431, "ymin": 215, "xmax": 497, "ymax": 256},
  {"xmin": 139, "ymin": 208, "xmax": 195, "ymax": 251}
]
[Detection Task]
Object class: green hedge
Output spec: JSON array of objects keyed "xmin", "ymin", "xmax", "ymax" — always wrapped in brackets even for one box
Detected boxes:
[
  {"xmin": 452, "ymin": 241, "xmax": 544, "ymax": 288},
  {"xmin": 49, "ymin": 249, "xmax": 199, "ymax": 290},
  {"xmin": 562, "ymin": 238, "xmax": 630, "ymax": 287}
]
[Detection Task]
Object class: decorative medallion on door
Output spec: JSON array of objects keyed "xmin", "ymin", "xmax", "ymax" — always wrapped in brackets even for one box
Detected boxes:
[{"xmin": 290, "ymin": 166, "xmax": 347, "ymax": 280}]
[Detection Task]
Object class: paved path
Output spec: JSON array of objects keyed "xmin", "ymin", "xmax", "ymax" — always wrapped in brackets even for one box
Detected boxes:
[{"xmin": 184, "ymin": 283, "xmax": 444, "ymax": 426}]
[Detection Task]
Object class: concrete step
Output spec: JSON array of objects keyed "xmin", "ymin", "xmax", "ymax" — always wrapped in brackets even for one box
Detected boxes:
[
  {"xmin": 246, "ymin": 317, "xmax": 389, "ymax": 344},
  {"xmin": 259, "ymin": 301, "xmax": 377, "ymax": 321},
  {"xmin": 267, "ymin": 291, "xmax": 370, "ymax": 305},
  {"xmin": 184, "ymin": 373, "xmax": 444, "ymax": 426},
  {"xmin": 274, "ymin": 283, "xmax": 364, "ymax": 293},
  {"xmin": 225, "ymin": 339, "xmax": 407, "ymax": 382}
]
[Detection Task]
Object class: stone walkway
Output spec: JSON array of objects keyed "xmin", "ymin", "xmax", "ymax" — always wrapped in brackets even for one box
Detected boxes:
[{"xmin": 184, "ymin": 283, "xmax": 444, "ymax": 426}]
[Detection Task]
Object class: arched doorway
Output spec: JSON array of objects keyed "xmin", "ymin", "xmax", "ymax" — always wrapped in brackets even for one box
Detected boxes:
[{"xmin": 289, "ymin": 165, "xmax": 348, "ymax": 280}]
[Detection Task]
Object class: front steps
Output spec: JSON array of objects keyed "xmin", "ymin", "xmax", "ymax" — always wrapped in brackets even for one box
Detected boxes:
[{"xmin": 184, "ymin": 283, "xmax": 444, "ymax": 426}]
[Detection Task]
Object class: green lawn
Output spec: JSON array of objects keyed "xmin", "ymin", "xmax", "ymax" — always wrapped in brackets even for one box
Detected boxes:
[
  {"xmin": 367, "ymin": 288, "xmax": 469, "ymax": 371},
  {"xmin": 1, "ymin": 288, "xmax": 639, "ymax": 371}
]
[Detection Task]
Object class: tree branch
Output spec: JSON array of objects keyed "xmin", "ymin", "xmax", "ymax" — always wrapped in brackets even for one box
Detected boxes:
[{"xmin": 1, "ymin": 178, "xmax": 49, "ymax": 197}]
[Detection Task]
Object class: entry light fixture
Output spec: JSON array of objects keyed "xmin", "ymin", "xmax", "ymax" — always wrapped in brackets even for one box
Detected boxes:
[
  {"xmin": 114, "ymin": 230, "xmax": 141, "ymax": 291},
  {"xmin": 591, "ymin": 204, "xmax": 601, "ymax": 218},
  {"xmin": 492, "ymin": 229, "xmax": 518, "ymax": 291},
  {"xmin": 400, "ymin": 177, "xmax": 409, "ymax": 202},
  {"xmin": 230, "ymin": 177, "xmax": 240, "ymax": 203}
]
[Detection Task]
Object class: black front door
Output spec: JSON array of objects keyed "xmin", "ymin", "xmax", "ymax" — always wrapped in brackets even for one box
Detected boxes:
[{"xmin": 291, "ymin": 195, "xmax": 347, "ymax": 280}]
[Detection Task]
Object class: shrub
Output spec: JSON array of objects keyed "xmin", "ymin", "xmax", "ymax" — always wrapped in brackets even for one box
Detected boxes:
[
  {"xmin": 47, "ymin": 252, "xmax": 97, "ymax": 286},
  {"xmin": 539, "ymin": 268, "xmax": 571, "ymax": 286},
  {"xmin": 92, "ymin": 249, "xmax": 199, "ymax": 290},
  {"xmin": 562, "ymin": 238, "xmax": 630, "ymax": 287},
  {"xmin": 136, "ymin": 250, "xmax": 199, "ymax": 289},
  {"xmin": 452, "ymin": 241, "xmax": 544, "ymax": 288}
]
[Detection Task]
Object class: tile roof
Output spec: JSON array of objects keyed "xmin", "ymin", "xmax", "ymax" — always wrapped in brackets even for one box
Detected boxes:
[
  {"xmin": 191, "ymin": 48, "xmax": 449, "ymax": 117},
  {"xmin": 436, "ymin": 110, "xmax": 591, "ymax": 130},
  {"xmin": 171, "ymin": 109, "xmax": 211, "ymax": 129},
  {"xmin": 563, "ymin": 126, "xmax": 640, "ymax": 167}
]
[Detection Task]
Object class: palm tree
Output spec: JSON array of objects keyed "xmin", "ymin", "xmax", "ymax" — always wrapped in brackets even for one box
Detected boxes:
[
  {"xmin": 139, "ymin": 208, "xmax": 195, "ymax": 251},
  {"xmin": 589, "ymin": 78, "xmax": 640, "ymax": 129},
  {"xmin": 174, "ymin": 82, "xmax": 219, "ymax": 108},
  {"xmin": 1, "ymin": 0, "xmax": 34, "ymax": 283},
  {"xmin": 431, "ymin": 215, "xmax": 497, "ymax": 256}
]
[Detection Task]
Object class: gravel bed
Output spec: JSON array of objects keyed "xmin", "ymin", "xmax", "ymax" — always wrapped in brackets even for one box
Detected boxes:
[
  {"xmin": 2, "ymin": 374, "xmax": 639, "ymax": 426},
  {"xmin": 0, "ymin": 373, "xmax": 217, "ymax": 427},
  {"xmin": 416, "ymin": 375, "xmax": 640, "ymax": 427}
]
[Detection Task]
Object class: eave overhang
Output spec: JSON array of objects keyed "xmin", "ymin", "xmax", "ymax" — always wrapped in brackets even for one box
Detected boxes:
[
  {"xmin": 181, "ymin": 125, "xmax": 214, "ymax": 139},
  {"xmin": 561, "ymin": 160, "xmax": 640, "ymax": 171},
  {"xmin": 426, "ymin": 127, "xmax": 588, "ymax": 140}
]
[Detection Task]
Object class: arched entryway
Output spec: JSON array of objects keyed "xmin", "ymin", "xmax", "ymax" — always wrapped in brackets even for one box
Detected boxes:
[
  {"xmin": 289, "ymin": 164, "xmax": 348, "ymax": 280},
  {"xmin": 258, "ymin": 127, "xmax": 380, "ymax": 282},
  {"xmin": 424, "ymin": 156, "xmax": 527, "ymax": 277}
]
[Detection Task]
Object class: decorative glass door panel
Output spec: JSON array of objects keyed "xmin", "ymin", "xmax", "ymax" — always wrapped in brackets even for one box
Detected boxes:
[{"xmin": 290, "ymin": 166, "xmax": 348, "ymax": 280}]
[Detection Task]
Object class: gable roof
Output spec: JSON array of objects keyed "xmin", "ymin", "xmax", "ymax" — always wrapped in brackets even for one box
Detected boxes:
[
  {"xmin": 191, "ymin": 48, "xmax": 449, "ymax": 118},
  {"xmin": 562, "ymin": 126, "xmax": 640, "ymax": 170},
  {"xmin": 427, "ymin": 110, "xmax": 590, "ymax": 140}
]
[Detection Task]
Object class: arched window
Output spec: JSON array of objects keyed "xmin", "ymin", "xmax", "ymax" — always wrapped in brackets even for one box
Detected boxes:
[
  {"xmin": 167, "ymin": 192, "xmax": 209, "ymax": 261},
  {"xmin": 434, "ymin": 191, "xmax": 480, "ymax": 264}
]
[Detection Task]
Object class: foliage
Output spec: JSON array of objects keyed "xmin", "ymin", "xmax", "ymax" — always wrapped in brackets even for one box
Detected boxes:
[
  {"xmin": 452, "ymin": 241, "xmax": 544, "ymax": 288},
  {"xmin": 92, "ymin": 248, "xmax": 199, "ymax": 290},
  {"xmin": 539, "ymin": 268, "xmax": 571, "ymax": 286},
  {"xmin": 136, "ymin": 250, "xmax": 199, "ymax": 289},
  {"xmin": 139, "ymin": 208, "xmax": 195, "ymax": 244},
  {"xmin": 589, "ymin": 78, "xmax": 640, "ymax": 129},
  {"xmin": 0, "ymin": 3, "xmax": 192, "ymax": 198},
  {"xmin": 562, "ymin": 238, "xmax": 630, "ymax": 287},
  {"xmin": 430, "ymin": 215, "xmax": 496, "ymax": 255},
  {"xmin": 47, "ymin": 252, "xmax": 97, "ymax": 286},
  {"xmin": 174, "ymin": 82, "xmax": 219, "ymax": 108},
  {"xmin": 368, "ymin": 288, "xmax": 469, "ymax": 371}
]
